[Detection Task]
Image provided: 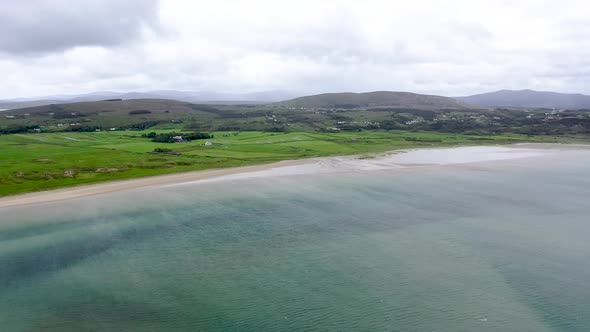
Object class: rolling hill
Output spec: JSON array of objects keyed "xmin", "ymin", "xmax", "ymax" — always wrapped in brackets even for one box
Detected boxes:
[
  {"xmin": 4, "ymin": 99, "xmax": 198, "ymax": 116},
  {"xmin": 2, "ymin": 95, "xmax": 590, "ymax": 139},
  {"xmin": 0, "ymin": 99, "xmax": 228, "ymax": 131},
  {"xmin": 0, "ymin": 90, "xmax": 300, "ymax": 110},
  {"xmin": 456, "ymin": 90, "xmax": 590, "ymax": 109},
  {"xmin": 278, "ymin": 91, "xmax": 476, "ymax": 110}
]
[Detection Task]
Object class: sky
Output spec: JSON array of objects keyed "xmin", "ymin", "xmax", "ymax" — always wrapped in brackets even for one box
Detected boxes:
[{"xmin": 1, "ymin": 0, "xmax": 589, "ymax": 99}]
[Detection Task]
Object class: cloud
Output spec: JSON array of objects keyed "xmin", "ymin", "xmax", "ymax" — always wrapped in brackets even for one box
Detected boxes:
[
  {"xmin": 0, "ymin": 0, "xmax": 159, "ymax": 54},
  {"xmin": 0, "ymin": 0, "xmax": 589, "ymax": 98}
]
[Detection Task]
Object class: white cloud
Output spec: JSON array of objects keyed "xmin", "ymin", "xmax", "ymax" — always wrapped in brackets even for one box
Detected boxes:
[{"xmin": 0, "ymin": 0, "xmax": 589, "ymax": 98}]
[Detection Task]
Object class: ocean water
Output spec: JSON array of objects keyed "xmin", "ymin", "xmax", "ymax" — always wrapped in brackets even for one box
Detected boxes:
[{"xmin": 1, "ymin": 146, "xmax": 590, "ymax": 331}]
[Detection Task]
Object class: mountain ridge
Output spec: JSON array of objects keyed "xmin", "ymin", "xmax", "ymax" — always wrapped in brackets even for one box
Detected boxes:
[
  {"xmin": 456, "ymin": 89, "xmax": 590, "ymax": 109},
  {"xmin": 5, "ymin": 89, "xmax": 590, "ymax": 111},
  {"xmin": 0, "ymin": 90, "xmax": 301, "ymax": 110},
  {"xmin": 277, "ymin": 91, "xmax": 476, "ymax": 110}
]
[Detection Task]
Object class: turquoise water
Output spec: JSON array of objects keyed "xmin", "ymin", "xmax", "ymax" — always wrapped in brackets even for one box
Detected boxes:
[{"xmin": 1, "ymin": 149, "xmax": 590, "ymax": 331}]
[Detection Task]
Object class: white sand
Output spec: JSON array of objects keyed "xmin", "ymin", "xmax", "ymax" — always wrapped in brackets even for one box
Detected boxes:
[{"xmin": 170, "ymin": 144, "xmax": 562, "ymax": 186}]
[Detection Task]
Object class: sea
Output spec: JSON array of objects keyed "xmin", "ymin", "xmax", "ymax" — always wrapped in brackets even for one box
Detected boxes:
[{"xmin": 1, "ymin": 145, "xmax": 589, "ymax": 331}]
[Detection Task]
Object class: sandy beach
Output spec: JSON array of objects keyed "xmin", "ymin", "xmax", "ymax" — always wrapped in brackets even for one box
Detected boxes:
[
  {"xmin": 0, "ymin": 143, "xmax": 586, "ymax": 209},
  {"xmin": 0, "ymin": 159, "xmax": 312, "ymax": 209}
]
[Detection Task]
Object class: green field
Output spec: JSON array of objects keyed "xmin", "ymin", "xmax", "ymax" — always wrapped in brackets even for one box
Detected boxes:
[{"xmin": 0, "ymin": 130, "xmax": 572, "ymax": 197}]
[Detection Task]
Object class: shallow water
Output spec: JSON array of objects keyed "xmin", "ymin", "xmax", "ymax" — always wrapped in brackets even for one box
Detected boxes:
[{"xmin": 1, "ymin": 146, "xmax": 590, "ymax": 331}]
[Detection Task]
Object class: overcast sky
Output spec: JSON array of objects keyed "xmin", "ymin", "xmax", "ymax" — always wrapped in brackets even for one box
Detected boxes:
[{"xmin": 1, "ymin": 0, "xmax": 589, "ymax": 99}]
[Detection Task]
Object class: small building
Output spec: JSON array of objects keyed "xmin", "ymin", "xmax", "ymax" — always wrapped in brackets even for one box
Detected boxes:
[
  {"xmin": 204, "ymin": 141, "xmax": 213, "ymax": 146},
  {"xmin": 406, "ymin": 120, "xmax": 421, "ymax": 125}
]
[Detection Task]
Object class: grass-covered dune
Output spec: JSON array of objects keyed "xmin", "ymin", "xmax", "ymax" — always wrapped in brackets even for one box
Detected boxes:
[{"xmin": 0, "ymin": 130, "xmax": 568, "ymax": 197}]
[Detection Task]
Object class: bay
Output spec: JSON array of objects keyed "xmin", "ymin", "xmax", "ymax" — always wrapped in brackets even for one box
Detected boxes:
[{"xmin": 1, "ymin": 146, "xmax": 589, "ymax": 331}]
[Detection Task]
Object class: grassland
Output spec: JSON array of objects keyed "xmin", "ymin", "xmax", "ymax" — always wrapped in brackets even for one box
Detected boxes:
[{"xmin": 0, "ymin": 130, "xmax": 571, "ymax": 197}]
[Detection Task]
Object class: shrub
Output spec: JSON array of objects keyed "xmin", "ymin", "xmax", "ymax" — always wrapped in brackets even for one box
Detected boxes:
[
  {"xmin": 129, "ymin": 110, "xmax": 152, "ymax": 115},
  {"xmin": 149, "ymin": 132, "xmax": 213, "ymax": 143}
]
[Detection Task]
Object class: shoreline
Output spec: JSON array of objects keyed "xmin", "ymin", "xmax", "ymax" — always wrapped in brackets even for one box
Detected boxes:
[
  {"xmin": 0, "ymin": 159, "xmax": 314, "ymax": 209},
  {"xmin": 0, "ymin": 143, "xmax": 587, "ymax": 209}
]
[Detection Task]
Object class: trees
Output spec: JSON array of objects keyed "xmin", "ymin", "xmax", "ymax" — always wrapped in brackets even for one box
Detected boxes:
[{"xmin": 144, "ymin": 132, "xmax": 213, "ymax": 143}]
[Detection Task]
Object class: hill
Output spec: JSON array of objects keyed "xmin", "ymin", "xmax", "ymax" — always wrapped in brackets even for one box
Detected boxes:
[
  {"xmin": 456, "ymin": 90, "xmax": 590, "ymax": 109},
  {"xmin": 0, "ymin": 99, "xmax": 229, "ymax": 132},
  {"xmin": 5, "ymin": 99, "xmax": 198, "ymax": 116},
  {"xmin": 0, "ymin": 100, "xmax": 63, "ymax": 110},
  {"xmin": 278, "ymin": 91, "xmax": 476, "ymax": 110},
  {"xmin": 0, "ymin": 90, "xmax": 300, "ymax": 110},
  {"xmin": 3, "ymin": 95, "xmax": 590, "ymax": 136}
]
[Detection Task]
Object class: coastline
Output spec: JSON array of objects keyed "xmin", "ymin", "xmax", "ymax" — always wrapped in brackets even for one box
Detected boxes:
[
  {"xmin": 0, "ymin": 143, "xmax": 587, "ymax": 209},
  {"xmin": 0, "ymin": 159, "xmax": 313, "ymax": 209}
]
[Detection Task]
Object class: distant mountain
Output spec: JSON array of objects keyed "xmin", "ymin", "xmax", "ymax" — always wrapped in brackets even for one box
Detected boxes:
[
  {"xmin": 0, "ymin": 90, "xmax": 301, "ymax": 110},
  {"xmin": 278, "ymin": 91, "xmax": 475, "ymax": 110},
  {"xmin": 456, "ymin": 89, "xmax": 590, "ymax": 109},
  {"xmin": 0, "ymin": 100, "xmax": 63, "ymax": 110}
]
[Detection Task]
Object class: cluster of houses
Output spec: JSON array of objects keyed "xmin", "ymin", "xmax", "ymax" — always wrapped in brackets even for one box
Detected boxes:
[
  {"xmin": 405, "ymin": 119, "xmax": 424, "ymax": 125},
  {"xmin": 56, "ymin": 122, "xmax": 82, "ymax": 127},
  {"xmin": 4, "ymin": 113, "xmax": 32, "ymax": 119},
  {"xmin": 327, "ymin": 120, "xmax": 381, "ymax": 131}
]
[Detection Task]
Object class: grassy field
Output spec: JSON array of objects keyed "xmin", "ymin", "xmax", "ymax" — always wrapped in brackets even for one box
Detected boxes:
[{"xmin": 0, "ymin": 130, "xmax": 574, "ymax": 196}]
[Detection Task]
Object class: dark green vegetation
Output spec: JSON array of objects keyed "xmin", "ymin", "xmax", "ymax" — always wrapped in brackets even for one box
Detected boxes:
[
  {"xmin": 1, "ymin": 97, "xmax": 590, "ymax": 135},
  {"xmin": 142, "ymin": 131, "xmax": 213, "ymax": 143},
  {"xmin": 0, "ymin": 93, "xmax": 589, "ymax": 196}
]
